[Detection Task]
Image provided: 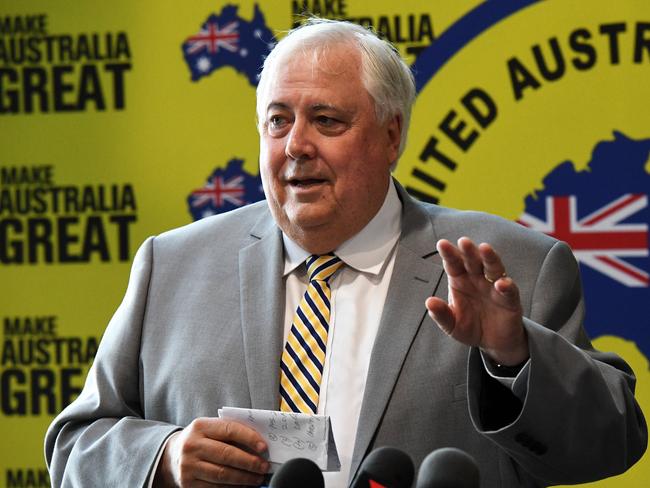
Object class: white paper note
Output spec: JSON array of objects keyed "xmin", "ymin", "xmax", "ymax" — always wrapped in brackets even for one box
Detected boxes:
[{"xmin": 218, "ymin": 406, "xmax": 340, "ymax": 472}]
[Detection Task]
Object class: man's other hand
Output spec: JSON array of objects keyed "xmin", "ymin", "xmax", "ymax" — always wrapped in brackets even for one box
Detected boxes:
[{"xmin": 154, "ymin": 418, "xmax": 269, "ymax": 487}]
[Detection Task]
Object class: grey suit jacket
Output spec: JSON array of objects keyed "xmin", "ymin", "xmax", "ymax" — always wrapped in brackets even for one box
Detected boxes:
[{"xmin": 45, "ymin": 184, "xmax": 647, "ymax": 487}]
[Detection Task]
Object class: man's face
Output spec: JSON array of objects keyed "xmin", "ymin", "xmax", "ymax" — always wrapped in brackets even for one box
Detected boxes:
[{"xmin": 258, "ymin": 43, "xmax": 401, "ymax": 254}]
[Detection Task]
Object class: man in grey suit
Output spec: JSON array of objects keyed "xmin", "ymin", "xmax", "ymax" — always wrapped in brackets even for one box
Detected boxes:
[{"xmin": 45, "ymin": 19, "xmax": 647, "ymax": 487}]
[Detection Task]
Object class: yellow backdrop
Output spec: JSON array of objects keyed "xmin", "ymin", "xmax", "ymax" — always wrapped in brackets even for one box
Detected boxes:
[{"xmin": 1, "ymin": 1, "xmax": 648, "ymax": 486}]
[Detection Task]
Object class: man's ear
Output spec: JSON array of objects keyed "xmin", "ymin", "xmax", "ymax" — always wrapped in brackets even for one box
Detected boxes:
[{"xmin": 386, "ymin": 113, "xmax": 403, "ymax": 164}]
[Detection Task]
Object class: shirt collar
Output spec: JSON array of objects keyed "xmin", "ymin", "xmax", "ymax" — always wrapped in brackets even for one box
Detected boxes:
[{"xmin": 282, "ymin": 180, "xmax": 403, "ymax": 276}]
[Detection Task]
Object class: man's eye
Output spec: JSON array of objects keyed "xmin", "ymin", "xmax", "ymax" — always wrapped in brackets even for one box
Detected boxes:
[
  {"xmin": 269, "ymin": 115, "xmax": 285, "ymax": 128},
  {"xmin": 316, "ymin": 116, "xmax": 338, "ymax": 127}
]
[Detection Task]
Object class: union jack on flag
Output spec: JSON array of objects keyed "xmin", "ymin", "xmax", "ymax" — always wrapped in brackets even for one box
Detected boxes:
[
  {"xmin": 186, "ymin": 20, "xmax": 240, "ymax": 55},
  {"xmin": 190, "ymin": 174, "xmax": 245, "ymax": 210},
  {"xmin": 518, "ymin": 194, "xmax": 649, "ymax": 287}
]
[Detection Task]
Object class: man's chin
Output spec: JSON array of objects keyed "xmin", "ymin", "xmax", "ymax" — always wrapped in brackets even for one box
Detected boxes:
[
  {"xmin": 285, "ymin": 183, "xmax": 332, "ymax": 204},
  {"xmin": 287, "ymin": 211, "xmax": 334, "ymax": 231},
  {"xmin": 280, "ymin": 203, "xmax": 338, "ymax": 233}
]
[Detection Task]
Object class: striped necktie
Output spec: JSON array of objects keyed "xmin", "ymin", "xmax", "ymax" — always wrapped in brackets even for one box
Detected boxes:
[{"xmin": 279, "ymin": 254, "xmax": 344, "ymax": 413}]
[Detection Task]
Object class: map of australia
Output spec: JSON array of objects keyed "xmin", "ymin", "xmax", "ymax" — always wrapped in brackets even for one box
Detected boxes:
[
  {"xmin": 187, "ymin": 158, "xmax": 265, "ymax": 221},
  {"xmin": 519, "ymin": 131, "xmax": 650, "ymax": 357},
  {"xmin": 181, "ymin": 4, "xmax": 275, "ymax": 85}
]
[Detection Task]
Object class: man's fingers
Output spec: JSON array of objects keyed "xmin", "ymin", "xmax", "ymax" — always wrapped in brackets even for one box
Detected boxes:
[
  {"xmin": 197, "ymin": 418, "xmax": 267, "ymax": 455},
  {"xmin": 478, "ymin": 242, "xmax": 506, "ymax": 283},
  {"xmin": 458, "ymin": 237, "xmax": 483, "ymax": 276},
  {"xmin": 196, "ymin": 437, "xmax": 269, "ymax": 475},
  {"xmin": 494, "ymin": 277, "xmax": 522, "ymax": 309},
  {"xmin": 173, "ymin": 418, "xmax": 270, "ymax": 484},
  {"xmin": 436, "ymin": 239, "xmax": 467, "ymax": 277},
  {"xmin": 439, "ymin": 238, "xmax": 504, "ymax": 281},
  {"xmin": 194, "ymin": 459, "xmax": 266, "ymax": 486},
  {"xmin": 426, "ymin": 297, "xmax": 455, "ymax": 335}
]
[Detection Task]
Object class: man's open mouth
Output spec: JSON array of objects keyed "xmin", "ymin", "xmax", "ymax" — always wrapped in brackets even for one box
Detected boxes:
[{"xmin": 288, "ymin": 178, "xmax": 327, "ymax": 187}]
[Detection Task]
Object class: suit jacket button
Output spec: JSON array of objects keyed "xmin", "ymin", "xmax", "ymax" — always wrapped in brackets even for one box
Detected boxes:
[
  {"xmin": 515, "ymin": 432, "xmax": 532, "ymax": 447},
  {"xmin": 533, "ymin": 442, "xmax": 547, "ymax": 455}
]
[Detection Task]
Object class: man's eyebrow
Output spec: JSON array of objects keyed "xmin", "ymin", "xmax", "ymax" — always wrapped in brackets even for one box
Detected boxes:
[
  {"xmin": 311, "ymin": 103, "xmax": 337, "ymax": 111},
  {"xmin": 311, "ymin": 103, "xmax": 353, "ymax": 115},
  {"xmin": 266, "ymin": 102, "xmax": 290, "ymax": 113},
  {"xmin": 265, "ymin": 102, "xmax": 353, "ymax": 115}
]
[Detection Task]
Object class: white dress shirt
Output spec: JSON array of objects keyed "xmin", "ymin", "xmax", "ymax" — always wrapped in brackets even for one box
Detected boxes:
[{"xmin": 282, "ymin": 181, "xmax": 402, "ymax": 488}]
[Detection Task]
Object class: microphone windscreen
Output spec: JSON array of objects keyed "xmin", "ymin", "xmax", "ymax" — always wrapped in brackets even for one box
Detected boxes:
[
  {"xmin": 353, "ymin": 446, "xmax": 415, "ymax": 488},
  {"xmin": 416, "ymin": 447, "xmax": 479, "ymax": 488},
  {"xmin": 269, "ymin": 457, "xmax": 324, "ymax": 488}
]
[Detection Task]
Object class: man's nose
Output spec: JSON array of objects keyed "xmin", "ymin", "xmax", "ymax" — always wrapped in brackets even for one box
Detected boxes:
[{"xmin": 285, "ymin": 120, "xmax": 316, "ymax": 161}]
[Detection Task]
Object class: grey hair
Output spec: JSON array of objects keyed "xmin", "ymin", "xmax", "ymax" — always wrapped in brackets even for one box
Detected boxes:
[{"xmin": 256, "ymin": 18, "xmax": 416, "ymax": 161}]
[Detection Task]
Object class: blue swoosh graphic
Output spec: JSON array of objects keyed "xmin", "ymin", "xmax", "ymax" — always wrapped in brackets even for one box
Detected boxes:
[{"xmin": 412, "ymin": 0, "xmax": 541, "ymax": 93}]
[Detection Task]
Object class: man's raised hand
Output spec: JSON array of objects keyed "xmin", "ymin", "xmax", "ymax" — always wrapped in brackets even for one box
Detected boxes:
[{"xmin": 425, "ymin": 237, "xmax": 529, "ymax": 366}]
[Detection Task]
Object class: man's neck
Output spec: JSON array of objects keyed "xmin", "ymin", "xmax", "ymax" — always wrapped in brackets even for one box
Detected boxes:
[
  {"xmin": 282, "ymin": 180, "xmax": 402, "ymax": 269},
  {"xmin": 281, "ymin": 180, "xmax": 396, "ymax": 255}
]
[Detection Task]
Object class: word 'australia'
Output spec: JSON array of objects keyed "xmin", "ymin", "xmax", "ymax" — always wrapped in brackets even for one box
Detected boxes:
[
  {"xmin": 0, "ymin": 32, "xmax": 131, "ymax": 64},
  {"xmin": 0, "ymin": 184, "xmax": 137, "ymax": 215}
]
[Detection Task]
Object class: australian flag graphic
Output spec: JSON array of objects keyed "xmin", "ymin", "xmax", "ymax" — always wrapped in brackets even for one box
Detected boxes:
[
  {"xmin": 187, "ymin": 159, "xmax": 265, "ymax": 221},
  {"xmin": 181, "ymin": 4, "xmax": 275, "ymax": 86},
  {"xmin": 518, "ymin": 131, "xmax": 650, "ymax": 356}
]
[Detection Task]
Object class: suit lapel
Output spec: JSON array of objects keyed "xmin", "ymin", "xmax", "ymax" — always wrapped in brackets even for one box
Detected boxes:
[
  {"xmin": 349, "ymin": 185, "xmax": 446, "ymax": 479},
  {"xmin": 239, "ymin": 210, "xmax": 285, "ymax": 410}
]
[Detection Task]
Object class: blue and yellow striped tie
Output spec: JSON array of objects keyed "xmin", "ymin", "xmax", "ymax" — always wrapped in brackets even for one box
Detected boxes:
[{"xmin": 280, "ymin": 254, "xmax": 344, "ymax": 413}]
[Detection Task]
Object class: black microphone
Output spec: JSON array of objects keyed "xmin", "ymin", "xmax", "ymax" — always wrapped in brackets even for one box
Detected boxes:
[
  {"xmin": 268, "ymin": 457, "xmax": 324, "ymax": 488},
  {"xmin": 351, "ymin": 446, "xmax": 415, "ymax": 488},
  {"xmin": 416, "ymin": 447, "xmax": 480, "ymax": 488}
]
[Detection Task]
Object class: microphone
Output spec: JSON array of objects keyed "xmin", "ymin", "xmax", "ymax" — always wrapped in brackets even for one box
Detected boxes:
[
  {"xmin": 268, "ymin": 457, "xmax": 324, "ymax": 488},
  {"xmin": 351, "ymin": 446, "xmax": 415, "ymax": 488},
  {"xmin": 416, "ymin": 447, "xmax": 480, "ymax": 488}
]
